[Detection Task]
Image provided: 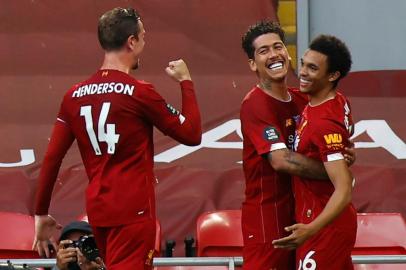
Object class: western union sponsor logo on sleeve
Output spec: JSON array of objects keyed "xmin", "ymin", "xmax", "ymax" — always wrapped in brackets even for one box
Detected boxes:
[{"xmin": 324, "ymin": 133, "xmax": 342, "ymax": 144}]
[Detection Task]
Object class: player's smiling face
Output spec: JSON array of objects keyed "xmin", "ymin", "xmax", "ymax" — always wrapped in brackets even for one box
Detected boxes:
[
  {"xmin": 299, "ymin": 49, "xmax": 335, "ymax": 95},
  {"xmin": 248, "ymin": 33, "xmax": 290, "ymax": 82}
]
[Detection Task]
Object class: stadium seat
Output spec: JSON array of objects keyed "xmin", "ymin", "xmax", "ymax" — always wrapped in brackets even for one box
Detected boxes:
[
  {"xmin": 153, "ymin": 211, "xmax": 241, "ymax": 269},
  {"xmin": 353, "ymin": 213, "xmax": 406, "ymax": 270},
  {"xmin": 196, "ymin": 210, "xmax": 243, "ymax": 257},
  {"xmin": 78, "ymin": 214, "xmax": 162, "ymax": 254},
  {"xmin": 0, "ymin": 211, "xmax": 40, "ymax": 259},
  {"xmin": 156, "ymin": 210, "xmax": 244, "ymax": 270},
  {"xmin": 353, "ymin": 213, "xmax": 406, "ymax": 255}
]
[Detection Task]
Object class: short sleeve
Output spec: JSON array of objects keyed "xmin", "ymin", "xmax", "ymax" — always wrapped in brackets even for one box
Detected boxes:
[
  {"xmin": 240, "ymin": 100, "xmax": 287, "ymax": 155},
  {"xmin": 312, "ymin": 119, "xmax": 350, "ymax": 162}
]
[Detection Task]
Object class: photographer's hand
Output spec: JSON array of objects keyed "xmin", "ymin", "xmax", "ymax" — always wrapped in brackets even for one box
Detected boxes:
[
  {"xmin": 56, "ymin": 240, "xmax": 77, "ymax": 270},
  {"xmin": 77, "ymin": 249, "xmax": 106, "ymax": 270}
]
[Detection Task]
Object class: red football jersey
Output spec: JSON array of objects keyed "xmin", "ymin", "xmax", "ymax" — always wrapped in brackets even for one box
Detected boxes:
[
  {"xmin": 35, "ymin": 69, "xmax": 201, "ymax": 226},
  {"xmin": 293, "ymin": 92, "xmax": 357, "ymax": 269},
  {"xmin": 293, "ymin": 92, "xmax": 356, "ymax": 230},
  {"xmin": 240, "ymin": 86, "xmax": 307, "ymax": 244}
]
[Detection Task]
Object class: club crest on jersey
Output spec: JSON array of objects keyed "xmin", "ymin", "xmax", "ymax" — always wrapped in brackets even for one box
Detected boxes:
[
  {"xmin": 293, "ymin": 115, "xmax": 301, "ymax": 125},
  {"xmin": 263, "ymin": 126, "xmax": 279, "ymax": 142},
  {"xmin": 166, "ymin": 104, "xmax": 180, "ymax": 115}
]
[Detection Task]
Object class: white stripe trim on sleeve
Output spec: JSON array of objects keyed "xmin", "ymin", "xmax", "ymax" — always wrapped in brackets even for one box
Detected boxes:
[
  {"xmin": 178, "ymin": 114, "xmax": 185, "ymax": 124},
  {"xmin": 270, "ymin": 142, "xmax": 287, "ymax": 152},
  {"xmin": 327, "ymin": 152, "xmax": 344, "ymax": 162},
  {"xmin": 57, "ymin": 118, "xmax": 67, "ymax": 124}
]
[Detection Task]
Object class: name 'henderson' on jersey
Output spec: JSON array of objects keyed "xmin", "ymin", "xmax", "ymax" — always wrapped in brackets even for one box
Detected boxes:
[
  {"xmin": 72, "ymin": 82, "xmax": 135, "ymax": 98},
  {"xmin": 35, "ymin": 69, "xmax": 202, "ymax": 227}
]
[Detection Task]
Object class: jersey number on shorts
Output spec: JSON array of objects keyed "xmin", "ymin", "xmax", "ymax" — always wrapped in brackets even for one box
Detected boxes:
[
  {"xmin": 80, "ymin": 102, "xmax": 120, "ymax": 155},
  {"xmin": 298, "ymin": 250, "xmax": 317, "ymax": 270}
]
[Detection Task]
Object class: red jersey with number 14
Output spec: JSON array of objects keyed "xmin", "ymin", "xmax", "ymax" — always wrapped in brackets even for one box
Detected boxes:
[{"xmin": 35, "ymin": 69, "xmax": 201, "ymax": 226}]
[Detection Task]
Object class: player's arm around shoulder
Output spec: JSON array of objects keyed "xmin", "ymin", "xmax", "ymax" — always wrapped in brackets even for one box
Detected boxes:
[
  {"xmin": 266, "ymin": 149, "xmax": 328, "ymax": 180},
  {"xmin": 266, "ymin": 142, "xmax": 355, "ymax": 179}
]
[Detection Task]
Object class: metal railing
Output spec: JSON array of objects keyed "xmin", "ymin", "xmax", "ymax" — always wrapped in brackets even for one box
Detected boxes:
[{"xmin": 1, "ymin": 255, "xmax": 406, "ymax": 269}]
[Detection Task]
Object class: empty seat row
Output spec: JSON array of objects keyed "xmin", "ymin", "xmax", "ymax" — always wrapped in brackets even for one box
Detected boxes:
[{"xmin": 1, "ymin": 211, "xmax": 405, "ymax": 269}]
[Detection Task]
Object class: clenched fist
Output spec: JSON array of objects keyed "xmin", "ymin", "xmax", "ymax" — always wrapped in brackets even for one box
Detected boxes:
[{"xmin": 165, "ymin": 59, "xmax": 192, "ymax": 82}]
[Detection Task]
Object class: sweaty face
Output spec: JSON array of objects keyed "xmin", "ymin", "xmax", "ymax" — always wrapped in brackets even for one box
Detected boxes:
[
  {"xmin": 299, "ymin": 49, "xmax": 332, "ymax": 94},
  {"xmin": 131, "ymin": 20, "xmax": 146, "ymax": 70},
  {"xmin": 249, "ymin": 33, "xmax": 290, "ymax": 82}
]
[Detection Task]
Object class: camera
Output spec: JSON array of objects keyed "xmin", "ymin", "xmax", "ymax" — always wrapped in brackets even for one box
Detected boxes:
[{"xmin": 65, "ymin": 235, "xmax": 100, "ymax": 262}]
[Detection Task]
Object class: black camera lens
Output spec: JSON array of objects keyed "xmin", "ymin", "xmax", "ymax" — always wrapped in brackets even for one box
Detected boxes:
[
  {"xmin": 77, "ymin": 235, "xmax": 100, "ymax": 262},
  {"xmin": 64, "ymin": 240, "xmax": 79, "ymax": 249}
]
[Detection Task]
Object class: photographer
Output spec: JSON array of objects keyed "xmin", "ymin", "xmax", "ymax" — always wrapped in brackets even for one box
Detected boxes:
[{"xmin": 53, "ymin": 221, "xmax": 104, "ymax": 270}]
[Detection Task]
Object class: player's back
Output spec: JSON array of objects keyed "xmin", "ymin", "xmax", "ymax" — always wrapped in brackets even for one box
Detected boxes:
[{"xmin": 59, "ymin": 69, "xmax": 158, "ymax": 226}]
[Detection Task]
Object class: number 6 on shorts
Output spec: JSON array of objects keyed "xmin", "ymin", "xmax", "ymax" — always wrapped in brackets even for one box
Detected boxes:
[{"xmin": 298, "ymin": 250, "xmax": 317, "ymax": 270}]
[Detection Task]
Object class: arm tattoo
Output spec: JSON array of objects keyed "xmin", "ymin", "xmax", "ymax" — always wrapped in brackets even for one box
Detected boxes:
[{"xmin": 284, "ymin": 151, "xmax": 302, "ymax": 167}]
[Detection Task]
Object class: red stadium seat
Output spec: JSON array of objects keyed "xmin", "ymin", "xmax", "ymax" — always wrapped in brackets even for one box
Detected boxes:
[
  {"xmin": 153, "ymin": 212, "xmax": 240, "ymax": 270},
  {"xmin": 154, "ymin": 211, "xmax": 244, "ymax": 269},
  {"xmin": 0, "ymin": 211, "xmax": 40, "ymax": 259},
  {"xmin": 196, "ymin": 210, "xmax": 243, "ymax": 257},
  {"xmin": 353, "ymin": 213, "xmax": 406, "ymax": 270},
  {"xmin": 353, "ymin": 213, "xmax": 406, "ymax": 255}
]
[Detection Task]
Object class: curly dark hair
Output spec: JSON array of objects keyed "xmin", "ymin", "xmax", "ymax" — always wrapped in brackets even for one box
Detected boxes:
[
  {"xmin": 309, "ymin": 35, "xmax": 352, "ymax": 88},
  {"xmin": 242, "ymin": 20, "xmax": 285, "ymax": 59},
  {"xmin": 98, "ymin": 7, "xmax": 141, "ymax": 51}
]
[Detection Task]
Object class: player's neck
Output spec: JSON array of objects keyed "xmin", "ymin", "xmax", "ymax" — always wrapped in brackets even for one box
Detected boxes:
[
  {"xmin": 101, "ymin": 52, "xmax": 132, "ymax": 74},
  {"xmin": 258, "ymin": 79, "xmax": 290, "ymax": 101},
  {"xmin": 308, "ymin": 86, "xmax": 336, "ymax": 106}
]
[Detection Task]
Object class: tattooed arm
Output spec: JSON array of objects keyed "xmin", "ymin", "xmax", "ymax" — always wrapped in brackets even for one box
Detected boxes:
[{"xmin": 266, "ymin": 149, "xmax": 328, "ymax": 179}]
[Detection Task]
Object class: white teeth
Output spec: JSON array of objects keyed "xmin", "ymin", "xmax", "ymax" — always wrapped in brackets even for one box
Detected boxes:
[
  {"xmin": 300, "ymin": 78, "xmax": 311, "ymax": 83},
  {"xmin": 269, "ymin": 62, "xmax": 283, "ymax": 70}
]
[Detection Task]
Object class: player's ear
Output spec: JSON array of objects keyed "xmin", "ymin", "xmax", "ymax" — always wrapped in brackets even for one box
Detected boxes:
[
  {"xmin": 248, "ymin": 59, "xmax": 257, "ymax": 72},
  {"xmin": 127, "ymin": 35, "xmax": 138, "ymax": 51},
  {"xmin": 328, "ymin": 71, "xmax": 340, "ymax": 83}
]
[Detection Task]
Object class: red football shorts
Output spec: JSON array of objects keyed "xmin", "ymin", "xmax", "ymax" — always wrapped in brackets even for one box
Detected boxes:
[
  {"xmin": 243, "ymin": 242, "xmax": 295, "ymax": 270},
  {"xmin": 92, "ymin": 218, "xmax": 156, "ymax": 270},
  {"xmin": 296, "ymin": 226, "xmax": 355, "ymax": 270}
]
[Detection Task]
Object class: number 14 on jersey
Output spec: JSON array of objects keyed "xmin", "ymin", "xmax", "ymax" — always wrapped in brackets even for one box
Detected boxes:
[{"xmin": 80, "ymin": 102, "xmax": 120, "ymax": 155}]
